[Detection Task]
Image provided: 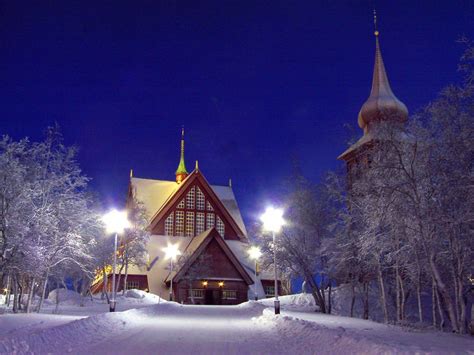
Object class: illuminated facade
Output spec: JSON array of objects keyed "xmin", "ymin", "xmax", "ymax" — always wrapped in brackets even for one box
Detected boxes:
[{"xmin": 93, "ymin": 130, "xmax": 279, "ymax": 304}]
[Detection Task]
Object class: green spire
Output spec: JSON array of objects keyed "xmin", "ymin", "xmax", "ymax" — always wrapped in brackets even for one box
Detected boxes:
[{"xmin": 175, "ymin": 127, "xmax": 188, "ymax": 178}]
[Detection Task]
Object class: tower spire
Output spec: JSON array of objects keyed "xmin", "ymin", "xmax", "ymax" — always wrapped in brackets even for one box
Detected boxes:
[
  {"xmin": 175, "ymin": 126, "xmax": 188, "ymax": 183},
  {"xmin": 357, "ymin": 10, "xmax": 408, "ymax": 135}
]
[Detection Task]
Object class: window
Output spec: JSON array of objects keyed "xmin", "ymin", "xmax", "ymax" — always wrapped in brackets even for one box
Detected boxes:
[
  {"xmin": 189, "ymin": 289, "xmax": 204, "ymax": 299},
  {"xmin": 186, "ymin": 186, "xmax": 195, "ymax": 209},
  {"xmin": 196, "ymin": 212, "xmax": 205, "ymax": 235},
  {"xmin": 264, "ymin": 285, "xmax": 275, "ymax": 297},
  {"xmin": 175, "ymin": 211, "xmax": 185, "ymax": 236},
  {"xmin": 177, "ymin": 199, "xmax": 185, "ymax": 209},
  {"xmin": 165, "ymin": 212, "xmax": 174, "ymax": 236},
  {"xmin": 222, "ymin": 290, "xmax": 237, "ymax": 300},
  {"xmin": 186, "ymin": 212, "xmax": 194, "ymax": 237},
  {"xmin": 126, "ymin": 280, "xmax": 140, "ymax": 289},
  {"xmin": 206, "ymin": 201, "xmax": 214, "ymax": 211},
  {"xmin": 206, "ymin": 213, "xmax": 215, "ymax": 230},
  {"xmin": 196, "ymin": 187, "xmax": 205, "ymax": 210},
  {"xmin": 216, "ymin": 216, "xmax": 225, "ymax": 237}
]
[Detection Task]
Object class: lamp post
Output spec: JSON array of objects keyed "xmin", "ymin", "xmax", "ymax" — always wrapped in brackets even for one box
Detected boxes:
[
  {"xmin": 260, "ymin": 206, "xmax": 285, "ymax": 315},
  {"xmin": 163, "ymin": 243, "xmax": 181, "ymax": 301},
  {"xmin": 103, "ymin": 209, "xmax": 130, "ymax": 312},
  {"xmin": 248, "ymin": 246, "xmax": 262, "ymax": 301}
]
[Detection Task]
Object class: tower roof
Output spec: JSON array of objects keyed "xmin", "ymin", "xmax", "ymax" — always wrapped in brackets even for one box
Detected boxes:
[
  {"xmin": 175, "ymin": 127, "xmax": 188, "ymax": 181},
  {"xmin": 357, "ymin": 16, "xmax": 408, "ymax": 134}
]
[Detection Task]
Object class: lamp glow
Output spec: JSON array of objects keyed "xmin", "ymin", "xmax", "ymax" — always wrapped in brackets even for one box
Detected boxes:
[
  {"xmin": 248, "ymin": 246, "xmax": 262, "ymax": 260},
  {"xmin": 163, "ymin": 243, "xmax": 181, "ymax": 261},
  {"xmin": 218, "ymin": 281, "xmax": 224, "ymax": 288},
  {"xmin": 102, "ymin": 209, "xmax": 130, "ymax": 234},
  {"xmin": 260, "ymin": 206, "xmax": 285, "ymax": 233}
]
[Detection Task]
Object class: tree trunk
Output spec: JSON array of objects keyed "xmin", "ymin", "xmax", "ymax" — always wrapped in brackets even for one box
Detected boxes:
[
  {"xmin": 12, "ymin": 276, "xmax": 18, "ymax": 313},
  {"xmin": 362, "ymin": 282, "xmax": 369, "ymax": 320},
  {"xmin": 4, "ymin": 274, "xmax": 10, "ymax": 306},
  {"xmin": 432, "ymin": 278, "xmax": 437, "ymax": 327},
  {"xmin": 429, "ymin": 254, "xmax": 459, "ymax": 332},
  {"xmin": 26, "ymin": 277, "xmax": 36, "ymax": 313},
  {"xmin": 350, "ymin": 283, "xmax": 356, "ymax": 318},
  {"xmin": 122, "ymin": 259, "xmax": 129, "ymax": 296},
  {"xmin": 377, "ymin": 264, "xmax": 389, "ymax": 323},
  {"xmin": 398, "ymin": 273, "xmax": 406, "ymax": 321},
  {"xmin": 304, "ymin": 268, "xmax": 326, "ymax": 313},
  {"xmin": 37, "ymin": 269, "xmax": 50, "ymax": 313},
  {"xmin": 101, "ymin": 266, "xmax": 109, "ymax": 302},
  {"xmin": 328, "ymin": 283, "xmax": 332, "ymax": 314},
  {"xmin": 395, "ymin": 266, "xmax": 401, "ymax": 323},
  {"xmin": 435, "ymin": 285, "xmax": 445, "ymax": 331}
]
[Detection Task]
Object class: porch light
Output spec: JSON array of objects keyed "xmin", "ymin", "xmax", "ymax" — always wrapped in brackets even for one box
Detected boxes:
[
  {"xmin": 202, "ymin": 281, "xmax": 208, "ymax": 287},
  {"xmin": 218, "ymin": 281, "xmax": 224, "ymax": 288}
]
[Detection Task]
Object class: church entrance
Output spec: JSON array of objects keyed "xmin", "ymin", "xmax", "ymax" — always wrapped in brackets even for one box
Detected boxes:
[{"xmin": 204, "ymin": 289, "xmax": 221, "ymax": 305}]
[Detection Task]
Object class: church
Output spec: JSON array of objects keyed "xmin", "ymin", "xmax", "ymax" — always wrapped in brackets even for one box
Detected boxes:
[{"xmin": 96, "ymin": 129, "xmax": 278, "ymax": 305}]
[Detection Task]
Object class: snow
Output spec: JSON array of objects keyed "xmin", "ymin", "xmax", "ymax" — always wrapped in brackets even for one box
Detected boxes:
[{"xmin": 0, "ymin": 292, "xmax": 472, "ymax": 354}]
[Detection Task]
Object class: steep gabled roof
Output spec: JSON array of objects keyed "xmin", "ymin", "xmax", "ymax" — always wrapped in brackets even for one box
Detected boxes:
[
  {"xmin": 130, "ymin": 169, "xmax": 247, "ymax": 239},
  {"xmin": 166, "ymin": 228, "xmax": 254, "ymax": 285}
]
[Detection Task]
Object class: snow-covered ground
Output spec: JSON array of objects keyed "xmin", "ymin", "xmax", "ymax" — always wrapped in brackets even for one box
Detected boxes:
[{"xmin": 0, "ymin": 291, "xmax": 472, "ymax": 354}]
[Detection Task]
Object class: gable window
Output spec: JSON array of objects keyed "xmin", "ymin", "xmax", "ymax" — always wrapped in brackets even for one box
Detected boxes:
[
  {"xmin": 216, "ymin": 216, "xmax": 225, "ymax": 237},
  {"xmin": 206, "ymin": 213, "xmax": 215, "ymax": 230},
  {"xmin": 165, "ymin": 212, "xmax": 174, "ymax": 236},
  {"xmin": 206, "ymin": 201, "xmax": 214, "ymax": 211},
  {"xmin": 196, "ymin": 187, "xmax": 205, "ymax": 210},
  {"xmin": 175, "ymin": 211, "xmax": 185, "ymax": 236},
  {"xmin": 186, "ymin": 186, "xmax": 195, "ymax": 209},
  {"xmin": 177, "ymin": 199, "xmax": 185, "ymax": 209},
  {"xmin": 196, "ymin": 212, "xmax": 205, "ymax": 235},
  {"xmin": 186, "ymin": 212, "xmax": 194, "ymax": 237}
]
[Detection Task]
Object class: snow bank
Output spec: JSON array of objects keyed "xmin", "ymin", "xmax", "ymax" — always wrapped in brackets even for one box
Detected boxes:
[
  {"xmin": 47, "ymin": 289, "xmax": 83, "ymax": 305},
  {"xmin": 256, "ymin": 293, "xmax": 318, "ymax": 312}
]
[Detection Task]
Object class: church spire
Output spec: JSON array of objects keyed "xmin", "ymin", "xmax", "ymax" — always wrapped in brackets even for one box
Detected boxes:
[
  {"xmin": 175, "ymin": 127, "xmax": 188, "ymax": 184},
  {"xmin": 357, "ymin": 10, "xmax": 408, "ymax": 135}
]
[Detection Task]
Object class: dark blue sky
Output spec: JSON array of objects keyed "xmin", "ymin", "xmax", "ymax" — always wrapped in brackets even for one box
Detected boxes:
[{"xmin": 1, "ymin": 1, "xmax": 473, "ymax": 225}]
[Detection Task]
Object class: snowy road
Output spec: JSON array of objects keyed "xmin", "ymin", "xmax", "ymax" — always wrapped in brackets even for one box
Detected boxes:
[{"xmin": 1, "ymin": 302, "xmax": 473, "ymax": 354}]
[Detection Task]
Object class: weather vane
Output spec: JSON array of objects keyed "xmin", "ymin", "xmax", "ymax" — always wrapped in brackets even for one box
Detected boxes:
[{"xmin": 373, "ymin": 9, "xmax": 379, "ymax": 36}]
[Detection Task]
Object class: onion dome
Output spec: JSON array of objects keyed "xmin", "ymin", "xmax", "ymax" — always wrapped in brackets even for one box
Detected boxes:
[
  {"xmin": 357, "ymin": 31, "xmax": 408, "ymax": 134},
  {"xmin": 175, "ymin": 127, "xmax": 188, "ymax": 184}
]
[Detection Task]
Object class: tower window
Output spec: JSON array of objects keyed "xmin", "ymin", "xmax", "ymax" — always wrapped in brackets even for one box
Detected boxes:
[
  {"xmin": 175, "ymin": 211, "xmax": 185, "ymax": 236},
  {"xmin": 206, "ymin": 201, "xmax": 214, "ymax": 211},
  {"xmin": 216, "ymin": 216, "xmax": 225, "ymax": 237},
  {"xmin": 196, "ymin": 187, "xmax": 205, "ymax": 210},
  {"xmin": 186, "ymin": 186, "xmax": 195, "ymax": 209},
  {"xmin": 165, "ymin": 212, "xmax": 174, "ymax": 236},
  {"xmin": 177, "ymin": 199, "xmax": 185, "ymax": 209},
  {"xmin": 206, "ymin": 213, "xmax": 215, "ymax": 230},
  {"xmin": 186, "ymin": 212, "xmax": 194, "ymax": 237},
  {"xmin": 196, "ymin": 212, "xmax": 205, "ymax": 235}
]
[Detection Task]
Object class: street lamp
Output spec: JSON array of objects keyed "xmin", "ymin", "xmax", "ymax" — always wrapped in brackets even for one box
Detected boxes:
[
  {"xmin": 260, "ymin": 206, "xmax": 285, "ymax": 315},
  {"xmin": 163, "ymin": 243, "xmax": 181, "ymax": 301},
  {"xmin": 248, "ymin": 246, "xmax": 262, "ymax": 301},
  {"xmin": 103, "ymin": 209, "xmax": 130, "ymax": 312}
]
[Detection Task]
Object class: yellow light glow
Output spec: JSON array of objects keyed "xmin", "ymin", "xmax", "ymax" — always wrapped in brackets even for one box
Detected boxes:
[
  {"xmin": 163, "ymin": 243, "xmax": 181, "ymax": 261},
  {"xmin": 218, "ymin": 281, "xmax": 224, "ymax": 288},
  {"xmin": 3, "ymin": 288, "xmax": 8, "ymax": 293},
  {"xmin": 260, "ymin": 206, "xmax": 285, "ymax": 233},
  {"xmin": 202, "ymin": 281, "xmax": 208, "ymax": 287},
  {"xmin": 102, "ymin": 209, "xmax": 130, "ymax": 234},
  {"xmin": 248, "ymin": 246, "xmax": 262, "ymax": 260}
]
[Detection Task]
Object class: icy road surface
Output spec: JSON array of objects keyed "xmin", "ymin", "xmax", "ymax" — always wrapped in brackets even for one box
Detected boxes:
[{"xmin": 1, "ymin": 302, "xmax": 473, "ymax": 354}]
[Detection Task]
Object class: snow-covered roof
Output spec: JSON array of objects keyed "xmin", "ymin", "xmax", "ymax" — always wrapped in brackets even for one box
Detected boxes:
[{"xmin": 130, "ymin": 176, "xmax": 247, "ymax": 236}]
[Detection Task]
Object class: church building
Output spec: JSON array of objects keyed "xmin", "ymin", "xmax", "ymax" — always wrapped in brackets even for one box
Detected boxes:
[{"xmin": 98, "ymin": 129, "xmax": 277, "ymax": 305}]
